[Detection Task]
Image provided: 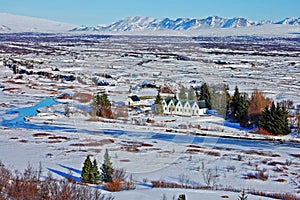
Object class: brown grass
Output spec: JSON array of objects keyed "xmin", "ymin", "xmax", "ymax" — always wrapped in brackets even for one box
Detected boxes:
[
  {"xmin": 205, "ymin": 151, "xmax": 221, "ymax": 157},
  {"xmin": 121, "ymin": 146, "xmax": 140, "ymax": 152},
  {"xmin": 151, "ymin": 180, "xmax": 213, "ymax": 190},
  {"xmin": 268, "ymin": 161, "xmax": 285, "ymax": 166},
  {"xmin": 186, "ymin": 149, "xmax": 203, "ymax": 154},
  {"xmin": 4, "ymin": 80, "xmax": 26, "ymax": 84},
  {"xmin": 47, "ymin": 140, "xmax": 62, "ymax": 143},
  {"xmin": 48, "ymin": 136, "xmax": 69, "ymax": 140},
  {"xmin": 275, "ymin": 178, "xmax": 286, "ymax": 182},
  {"xmin": 70, "ymin": 143, "xmax": 85, "ymax": 147},
  {"xmin": 187, "ymin": 144, "xmax": 205, "ymax": 149},
  {"xmin": 100, "ymin": 138, "xmax": 115, "ymax": 144},
  {"xmin": 19, "ymin": 139, "xmax": 29, "ymax": 143},
  {"xmin": 242, "ymin": 150, "xmax": 280, "ymax": 157},
  {"xmin": 33, "ymin": 133, "xmax": 52, "ymax": 137},
  {"xmin": 73, "ymin": 92, "xmax": 92, "ymax": 103},
  {"xmin": 2, "ymin": 88, "xmax": 21, "ymax": 92},
  {"xmin": 119, "ymin": 159, "xmax": 130, "ymax": 162}
]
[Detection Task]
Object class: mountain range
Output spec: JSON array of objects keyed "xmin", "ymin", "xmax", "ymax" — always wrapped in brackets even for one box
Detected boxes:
[
  {"xmin": 0, "ymin": 13, "xmax": 299, "ymax": 33},
  {"xmin": 71, "ymin": 16, "xmax": 300, "ymax": 32}
]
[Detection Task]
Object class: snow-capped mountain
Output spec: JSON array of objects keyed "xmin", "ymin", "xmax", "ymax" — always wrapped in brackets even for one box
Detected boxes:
[
  {"xmin": 70, "ymin": 16, "xmax": 300, "ymax": 32},
  {"xmin": 1, "ymin": 13, "xmax": 299, "ymax": 34},
  {"xmin": 71, "ymin": 16, "xmax": 258, "ymax": 32},
  {"xmin": 276, "ymin": 17, "xmax": 300, "ymax": 25},
  {"xmin": 0, "ymin": 13, "xmax": 76, "ymax": 33}
]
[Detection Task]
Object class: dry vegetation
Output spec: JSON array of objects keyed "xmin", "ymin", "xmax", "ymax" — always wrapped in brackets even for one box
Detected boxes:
[{"xmin": 0, "ymin": 161, "xmax": 114, "ymax": 200}]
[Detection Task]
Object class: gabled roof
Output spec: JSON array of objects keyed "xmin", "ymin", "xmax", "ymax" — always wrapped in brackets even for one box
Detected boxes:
[
  {"xmin": 190, "ymin": 101, "xmax": 198, "ymax": 107},
  {"xmin": 164, "ymin": 98, "xmax": 178, "ymax": 105},
  {"xmin": 182, "ymin": 101, "xmax": 191, "ymax": 107},
  {"xmin": 163, "ymin": 98, "xmax": 207, "ymax": 109},
  {"xmin": 130, "ymin": 95, "xmax": 140, "ymax": 101}
]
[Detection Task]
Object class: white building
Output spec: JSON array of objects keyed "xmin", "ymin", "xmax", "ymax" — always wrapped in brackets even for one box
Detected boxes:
[
  {"xmin": 125, "ymin": 95, "xmax": 141, "ymax": 107},
  {"xmin": 162, "ymin": 98, "xmax": 207, "ymax": 116}
]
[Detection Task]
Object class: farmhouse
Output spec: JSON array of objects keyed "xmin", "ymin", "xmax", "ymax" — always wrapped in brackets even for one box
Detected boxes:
[
  {"xmin": 125, "ymin": 95, "xmax": 140, "ymax": 107},
  {"xmin": 162, "ymin": 98, "xmax": 207, "ymax": 116}
]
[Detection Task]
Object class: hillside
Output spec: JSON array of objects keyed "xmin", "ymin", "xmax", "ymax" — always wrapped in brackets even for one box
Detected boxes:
[{"xmin": 0, "ymin": 13, "xmax": 76, "ymax": 33}]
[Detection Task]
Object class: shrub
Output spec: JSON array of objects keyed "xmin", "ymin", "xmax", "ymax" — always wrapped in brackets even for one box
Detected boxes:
[{"xmin": 104, "ymin": 181, "xmax": 122, "ymax": 192}]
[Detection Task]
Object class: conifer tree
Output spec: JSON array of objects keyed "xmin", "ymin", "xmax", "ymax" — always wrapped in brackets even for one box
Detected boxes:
[
  {"xmin": 229, "ymin": 86, "xmax": 250, "ymax": 127},
  {"xmin": 154, "ymin": 92, "xmax": 163, "ymax": 115},
  {"xmin": 237, "ymin": 94, "xmax": 249, "ymax": 127},
  {"xmin": 101, "ymin": 149, "xmax": 114, "ymax": 183},
  {"xmin": 81, "ymin": 155, "xmax": 93, "ymax": 183},
  {"xmin": 91, "ymin": 159, "xmax": 101, "ymax": 184},
  {"xmin": 259, "ymin": 102, "xmax": 290, "ymax": 135},
  {"xmin": 200, "ymin": 83, "xmax": 212, "ymax": 110},
  {"xmin": 230, "ymin": 86, "xmax": 241, "ymax": 121},
  {"xmin": 91, "ymin": 93, "xmax": 112, "ymax": 118}
]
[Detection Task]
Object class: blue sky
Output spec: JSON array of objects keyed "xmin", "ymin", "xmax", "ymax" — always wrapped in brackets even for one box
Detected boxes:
[{"xmin": 0, "ymin": 0, "xmax": 299, "ymax": 26}]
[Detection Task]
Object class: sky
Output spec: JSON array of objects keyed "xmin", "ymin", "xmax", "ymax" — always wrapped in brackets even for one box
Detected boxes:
[{"xmin": 0, "ymin": 0, "xmax": 299, "ymax": 26}]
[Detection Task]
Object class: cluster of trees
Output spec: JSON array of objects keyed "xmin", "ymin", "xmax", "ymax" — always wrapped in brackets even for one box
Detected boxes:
[
  {"xmin": 259, "ymin": 102, "xmax": 290, "ymax": 135},
  {"xmin": 81, "ymin": 149, "xmax": 113, "ymax": 184},
  {"xmin": 229, "ymin": 86, "xmax": 291, "ymax": 135},
  {"xmin": 90, "ymin": 93, "xmax": 113, "ymax": 118},
  {"xmin": 81, "ymin": 156, "xmax": 101, "ymax": 184},
  {"xmin": 191, "ymin": 83, "xmax": 292, "ymax": 135},
  {"xmin": 81, "ymin": 150, "xmax": 135, "ymax": 192}
]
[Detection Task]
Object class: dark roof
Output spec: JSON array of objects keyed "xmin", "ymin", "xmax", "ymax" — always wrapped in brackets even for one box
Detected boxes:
[
  {"xmin": 130, "ymin": 95, "xmax": 140, "ymax": 101},
  {"xmin": 164, "ymin": 98, "xmax": 178, "ymax": 105},
  {"xmin": 197, "ymin": 100, "xmax": 206, "ymax": 108}
]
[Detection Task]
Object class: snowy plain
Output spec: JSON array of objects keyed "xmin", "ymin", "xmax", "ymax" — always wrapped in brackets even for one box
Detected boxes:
[{"xmin": 0, "ymin": 17, "xmax": 300, "ymax": 199}]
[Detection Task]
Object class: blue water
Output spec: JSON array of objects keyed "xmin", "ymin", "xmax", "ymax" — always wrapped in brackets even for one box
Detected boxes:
[
  {"xmin": 1, "ymin": 98, "xmax": 299, "ymax": 151},
  {"xmin": 1, "ymin": 98, "xmax": 61, "ymax": 128}
]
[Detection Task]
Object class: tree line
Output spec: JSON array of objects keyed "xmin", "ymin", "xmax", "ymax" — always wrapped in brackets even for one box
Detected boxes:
[
  {"xmin": 193, "ymin": 83, "xmax": 292, "ymax": 135},
  {"xmin": 91, "ymin": 85, "xmax": 293, "ymax": 136}
]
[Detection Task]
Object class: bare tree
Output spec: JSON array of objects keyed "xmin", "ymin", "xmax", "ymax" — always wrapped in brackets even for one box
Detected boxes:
[{"xmin": 203, "ymin": 168, "xmax": 217, "ymax": 187}]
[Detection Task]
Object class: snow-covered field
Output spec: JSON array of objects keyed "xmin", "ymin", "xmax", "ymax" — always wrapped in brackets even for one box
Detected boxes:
[{"xmin": 0, "ymin": 33, "xmax": 299, "ymax": 199}]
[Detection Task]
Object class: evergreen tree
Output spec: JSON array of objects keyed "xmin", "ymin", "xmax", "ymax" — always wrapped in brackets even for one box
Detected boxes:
[
  {"xmin": 230, "ymin": 86, "xmax": 241, "ymax": 121},
  {"xmin": 91, "ymin": 159, "xmax": 101, "ymax": 184},
  {"xmin": 91, "ymin": 93, "xmax": 112, "ymax": 118},
  {"xmin": 81, "ymin": 155, "xmax": 93, "ymax": 183},
  {"xmin": 154, "ymin": 92, "xmax": 163, "ymax": 115},
  {"xmin": 259, "ymin": 102, "xmax": 290, "ymax": 135},
  {"xmin": 237, "ymin": 94, "xmax": 249, "ymax": 127},
  {"xmin": 200, "ymin": 83, "xmax": 212, "ymax": 110},
  {"xmin": 230, "ymin": 86, "xmax": 249, "ymax": 127},
  {"xmin": 101, "ymin": 149, "xmax": 114, "ymax": 182}
]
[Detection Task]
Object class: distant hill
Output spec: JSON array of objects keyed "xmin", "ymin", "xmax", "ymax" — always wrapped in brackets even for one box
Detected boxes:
[
  {"xmin": 0, "ymin": 13, "xmax": 299, "ymax": 36},
  {"xmin": 276, "ymin": 17, "xmax": 300, "ymax": 25},
  {"xmin": 0, "ymin": 13, "xmax": 76, "ymax": 33},
  {"xmin": 70, "ymin": 16, "xmax": 300, "ymax": 32}
]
